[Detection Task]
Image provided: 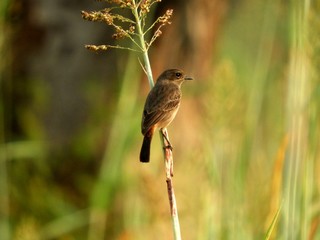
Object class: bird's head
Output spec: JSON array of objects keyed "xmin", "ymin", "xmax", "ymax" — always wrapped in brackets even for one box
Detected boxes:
[{"xmin": 157, "ymin": 69, "xmax": 193, "ymax": 85}]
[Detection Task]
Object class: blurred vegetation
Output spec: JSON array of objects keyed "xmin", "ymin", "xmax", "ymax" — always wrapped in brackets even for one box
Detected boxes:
[{"xmin": 0, "ymin": 0, "xmax": 319, "ymax": 240}]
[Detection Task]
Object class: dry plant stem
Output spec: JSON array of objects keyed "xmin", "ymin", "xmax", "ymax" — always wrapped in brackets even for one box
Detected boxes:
[
  {"xmin": 161, "ymin": 128, "xmax": 181, "ymax": 240},
  {"xmin": 161, "ymin": 129, "xmax": 174, "ymax": 177}
]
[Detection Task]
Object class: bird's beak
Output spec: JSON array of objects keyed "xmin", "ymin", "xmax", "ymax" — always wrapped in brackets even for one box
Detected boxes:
[{"xmin": 184, "ymin": 76, "xmax": 194, "ymax": 81}]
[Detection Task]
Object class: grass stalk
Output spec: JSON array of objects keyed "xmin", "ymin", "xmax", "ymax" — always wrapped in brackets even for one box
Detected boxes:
[
  {"xmin": 264, "ymin": 203, "xmax": 282, "ymax": 240},
  {"xmin": 131, "ymin": 1, "xmax": 181, "ymax": 238},
  {"xmin": 88, "ymin": 54, "xmax": 141, "ymax": 240},
  {"xmin": 161, "ymin": 129, "xmax": 181, "ymax": 240},
  {"xmin": 283, "ymin": 0, "xmax": 311, "ymax": 239},
  {"xmin": 131, "ymin": 0, "xmax": 154, "ymax": 87},
  {"xmin": 84, "ymin": 1, "xmax": 181, "ymax": 238}
]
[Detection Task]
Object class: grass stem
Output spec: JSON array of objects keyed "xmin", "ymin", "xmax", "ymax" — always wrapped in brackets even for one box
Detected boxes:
[{"xmin": 132, "ymin": 1, "xmax": 181, "ymax": 239}]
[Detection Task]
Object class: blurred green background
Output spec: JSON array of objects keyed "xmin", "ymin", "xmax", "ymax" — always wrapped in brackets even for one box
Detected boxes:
[{"xmin": 1, "ymin": 0, "xmax": 319, "ymax": 239}]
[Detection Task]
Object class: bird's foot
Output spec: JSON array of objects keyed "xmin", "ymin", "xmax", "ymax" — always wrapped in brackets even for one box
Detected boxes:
[{"xmin": 163, "ymin": 144, "xmax": 173, "ymax": 151}]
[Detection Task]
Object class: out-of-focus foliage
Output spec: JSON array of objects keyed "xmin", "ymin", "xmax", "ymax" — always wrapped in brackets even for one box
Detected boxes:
[{"xmin": 0, "ymin": 0, "xmax": 319, "ymax": 240}]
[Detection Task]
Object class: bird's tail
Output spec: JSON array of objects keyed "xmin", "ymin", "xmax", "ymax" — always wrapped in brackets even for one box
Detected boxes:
[{"xmin": 140, "ymin": 130, "xmax": 153, "ymax": 163}]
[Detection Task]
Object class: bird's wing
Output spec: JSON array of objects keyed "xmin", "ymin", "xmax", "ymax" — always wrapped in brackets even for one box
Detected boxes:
[{"xmin": 141, "ymin": 85, "xmax": 181, "ymax": 134}]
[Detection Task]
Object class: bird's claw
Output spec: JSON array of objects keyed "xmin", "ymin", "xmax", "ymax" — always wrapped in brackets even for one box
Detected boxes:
[{"xmin": 163, "ymin": 144, "xmax": 173, "ymax": 151}]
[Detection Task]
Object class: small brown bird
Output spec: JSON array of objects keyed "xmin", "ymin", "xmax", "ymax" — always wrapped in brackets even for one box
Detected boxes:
[{"xmin": 140, "ymin": 69, "xmax": 193, "ymax": 163}]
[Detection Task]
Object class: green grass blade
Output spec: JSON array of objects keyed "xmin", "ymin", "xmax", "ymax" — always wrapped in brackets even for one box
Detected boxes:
[{"xmin": 264, "ymin": 202, "xmax": 282, "ymax": 240}]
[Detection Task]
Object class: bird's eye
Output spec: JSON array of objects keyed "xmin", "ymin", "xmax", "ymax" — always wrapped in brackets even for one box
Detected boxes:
[{"xmin": 175, "ymin": 72, "xmax": 182, "ymax": 78}]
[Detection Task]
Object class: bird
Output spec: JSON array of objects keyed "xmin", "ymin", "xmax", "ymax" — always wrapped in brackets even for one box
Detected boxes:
[{"xmin": 140, "ymin": 68, "xmax": 193, "ymax": 163}]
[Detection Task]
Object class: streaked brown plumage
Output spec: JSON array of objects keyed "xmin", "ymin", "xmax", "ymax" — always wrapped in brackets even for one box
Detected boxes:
[{"xmin": 140, "ymin": 69, "xmax": 193, "ymax": 163}]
